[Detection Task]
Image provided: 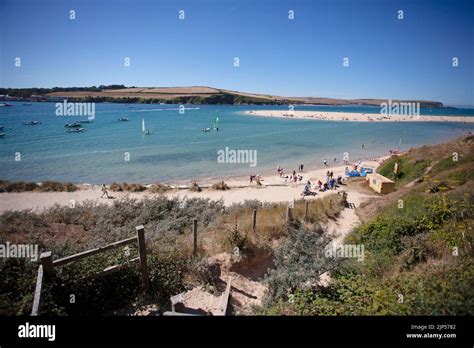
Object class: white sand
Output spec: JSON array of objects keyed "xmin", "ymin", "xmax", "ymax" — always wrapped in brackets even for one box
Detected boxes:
[
  {"xmin": 0, "ymin": 161, "xmax": 380, "ymax": 213},
  {"xmin": 245, "ymin": 110, "xmax": 474, "ymax": 123}
]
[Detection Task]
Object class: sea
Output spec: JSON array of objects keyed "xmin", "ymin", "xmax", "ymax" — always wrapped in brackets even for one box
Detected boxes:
[{"xmin": 1, "ymin": 102, "xmax": 473, "ymax": 184}]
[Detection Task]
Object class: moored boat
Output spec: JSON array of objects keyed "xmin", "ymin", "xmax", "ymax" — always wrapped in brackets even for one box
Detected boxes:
[
  {"xmin": 64, "ymin": 122, "xmax": 82, "ymax": 128},
  {"xmin": 23, "ymin": 121, "xmax": 41, "ymax": 125},
  {"xmin": 66, "ymin": 127, "xmax": 84, "ymax": 133}
]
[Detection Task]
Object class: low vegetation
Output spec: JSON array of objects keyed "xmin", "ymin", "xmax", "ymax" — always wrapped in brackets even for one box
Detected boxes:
[
  {"xmin": 377, "ymin": 155, "xmax": 430, "ymax": 188},
  {"xmin": 211, "ymin": 180, "xmax": 230, "ymax": 191},
  {"xmin": 0, "ymin": 180, "xmax": 78, "ymax": 193},
  {"xmin": 109, "ymin": 182, "xmax": 147, "ymax": 192},
  {"xmin": 189, "ymin": 182, "xmax": 202, "ymax": 192}
]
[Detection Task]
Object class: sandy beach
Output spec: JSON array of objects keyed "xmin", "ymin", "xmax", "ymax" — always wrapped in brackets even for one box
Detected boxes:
[
  {"xmin": 244, "ymin": 110, "xmax": 474, "ymax": 123},
  {"xmin": 0, "ymin": 160, "xmax": 380, "ymax": 213}
]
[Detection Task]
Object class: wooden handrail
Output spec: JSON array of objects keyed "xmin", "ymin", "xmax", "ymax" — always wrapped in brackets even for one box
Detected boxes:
[
  {"xmin": 219, "ymin": 276, "xmax": 232, "ymax": 316},
  {"xmin": 53, "ymin": 236, "xmax": 137, "ymax": 266},
  {"xmin": 32, "ymin": 227, "xmax": 149, "ymax": 316}
]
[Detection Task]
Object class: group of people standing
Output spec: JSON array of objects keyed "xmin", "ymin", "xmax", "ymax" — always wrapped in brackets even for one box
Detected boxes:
[
  {"xmin": 301, "ymin": 170, "xmax": 344, "ymax": 196},
  {"xmin": 276, "ymin": 162, "xmax": 347, "ymax": 197}
]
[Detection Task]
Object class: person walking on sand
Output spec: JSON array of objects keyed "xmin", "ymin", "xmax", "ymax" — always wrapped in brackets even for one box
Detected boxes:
[
  {"xmin": 324, "ymin": 158, "xmax": 327, "ymax": 166},
  {"xmin": 101, "ymin": 184, "xmax": 110, "ymax": 198}
]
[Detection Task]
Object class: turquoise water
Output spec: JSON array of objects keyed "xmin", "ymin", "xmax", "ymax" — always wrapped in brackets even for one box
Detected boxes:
[{"xmin": 0, "ymin": 102, "xmax": 473, "ymax": 184}]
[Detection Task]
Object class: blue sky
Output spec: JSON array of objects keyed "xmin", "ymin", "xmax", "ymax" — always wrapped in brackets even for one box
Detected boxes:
[{"xmin": 1, "ymin": 0, "xmax": 473, "ymax": 106}]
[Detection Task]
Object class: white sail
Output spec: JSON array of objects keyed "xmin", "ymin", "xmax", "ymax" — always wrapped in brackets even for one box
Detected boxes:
[{"xmin": 142, "ymin": 118, "xmax": 146, "ymax": 132}]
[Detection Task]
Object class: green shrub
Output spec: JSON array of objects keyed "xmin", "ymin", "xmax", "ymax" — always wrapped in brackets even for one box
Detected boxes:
[
  {"xmin": 260, "ymin": 259, "xmax": 474, "ymax": 315},
  {"xmin": 348, "ymin": 194, "xmax": 455, "ymax": 254},
  {"xmin": 264, "ymin": 225, "xmax": 339, "ymax": 302},
  {"xmin": 224, "ymin": 223, "xmax": 247, "ymax": 252},
  {"xmin": 377, "ymin": 155, "xmax": 430, "ymax": 187}
]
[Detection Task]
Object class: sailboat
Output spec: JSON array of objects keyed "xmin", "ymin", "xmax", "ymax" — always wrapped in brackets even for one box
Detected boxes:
[
  {"xmin": 142, "ymin": 118, "xmax": 150, "ymax": 135},
  {"xmin": 213, "ymin": 116, "xmax": 220, "ymax": 131}
]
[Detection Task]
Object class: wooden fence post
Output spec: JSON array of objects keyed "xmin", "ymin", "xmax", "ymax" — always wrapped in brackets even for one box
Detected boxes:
[
  {"xmin": 286, "ymin": 205, "xmax": 292, "ymax": 222},
  {"xmin": 40, "ymin": 252, "xmax": 54, "ymax": 278},
  {"xmin": 193, "ymin": 219, "xmax": 198, "ymax": 257},
  {"xmin": 304, "ymin": 201, "xmax": 309, "ymax": 221},
  {"xmin": 136, "ymin": 225, "xmax": 149, "ymax": 292},
  {"xmin": 31, "ymin": 265, "xmax": 44, "ymax": 316},
  {"xmin": 252, "ymin": 209, "xmax": 257, "ymax": 231}
]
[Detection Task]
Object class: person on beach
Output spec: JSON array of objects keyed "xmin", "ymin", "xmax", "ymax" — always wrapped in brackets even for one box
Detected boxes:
[
  {"xmin": 277, "ymin": 165, "xmax": 283, "ymax": 177},
  {"xmin": 330, "ymin": 177, "xmax": 336, "ymax": 189},
  {"xmin": 336, "ymin": 176, "xmax": 344, "ymax": 185},
  {"xmin": 101, "ymin": 184, "xmax": 110, "ymax": 198},
  {"xmin": 301, "ymin": 181, "xmax": 316, "ymax": 196},
  {"xmin": 324, "ymin": 159, "xmax": 327, "ymax": 166},
  {"xmin": 333, "ymin": 158, "xmax": 336, "ymax": 164}
]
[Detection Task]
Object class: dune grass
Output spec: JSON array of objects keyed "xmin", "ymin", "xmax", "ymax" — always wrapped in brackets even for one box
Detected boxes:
[{"xmin": 0, "ymin": 180, "xmax": 78, "ymax": 193}]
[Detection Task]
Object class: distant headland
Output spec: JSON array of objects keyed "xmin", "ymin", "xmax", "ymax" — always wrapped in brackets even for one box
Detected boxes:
[{"xmin": 0, "ymin": 85, "xmax": 444, "ymax": 108}]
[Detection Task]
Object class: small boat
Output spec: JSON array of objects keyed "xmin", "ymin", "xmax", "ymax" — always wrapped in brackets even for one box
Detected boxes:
[
  {"xmin": 142, "ymin": 118, "xmax": 151, "ymax": 135},
  {"xmin": 1, "ymin": 103, "xmax": 13, "ymax": 107},
  {"xmin": 202, "ymin": 128, "xmax": 210, "ymax": 132},
  {"xmin": 213, "ymin": 115, "xmax": 220, "ymax": 131},
  {"xmin": 118, "ymin": 117, "xmax": 129, "ymax": 122},
  {"xmin": 0, "ymin": 133, "xmax": 5, "ymax": 138},
  {"xmin": 23, "ymin": 121, "xmax": 41, "ymax": 125},
  {"xmin": 64, "ymin": 122, "xmax": 82, "ymax": 128},
  {"xmin": 0, "ymin": 126, "xmax": 4, "ymax": 130},
  {"xmin": 66, "ymin": 128, "xmax": 84, "ymax": 133}
]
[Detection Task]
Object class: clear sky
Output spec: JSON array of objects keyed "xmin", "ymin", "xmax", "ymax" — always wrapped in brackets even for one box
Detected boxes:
[{"xmin": 1, "ymin": 0, "xmax": 473, "ymax": 106}]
